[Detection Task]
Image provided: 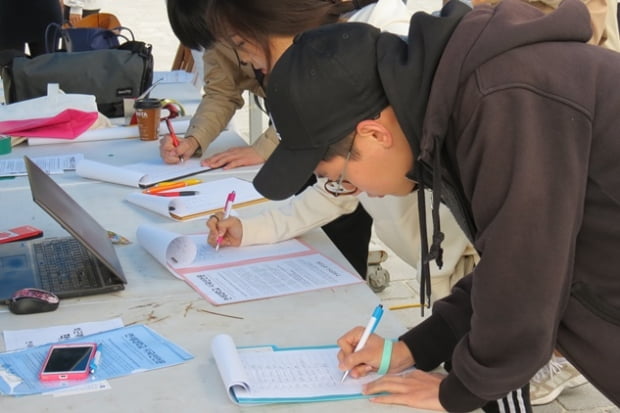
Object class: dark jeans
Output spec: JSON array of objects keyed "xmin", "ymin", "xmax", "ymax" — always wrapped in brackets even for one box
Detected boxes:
[{"xmin": 298, "ymin": 176, "xmax": 372, "ymax": 278}]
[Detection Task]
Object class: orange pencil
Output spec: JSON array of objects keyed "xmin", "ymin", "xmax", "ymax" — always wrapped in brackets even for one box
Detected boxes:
[{"xmin": 144, "ymin": 179, "xmax": 202, "ymax": 194}]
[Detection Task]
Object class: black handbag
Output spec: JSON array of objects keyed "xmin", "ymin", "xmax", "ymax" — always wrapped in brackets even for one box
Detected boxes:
[{"xmin": 0, "ymin": 41, "xmax": 154, "ymax": 118}]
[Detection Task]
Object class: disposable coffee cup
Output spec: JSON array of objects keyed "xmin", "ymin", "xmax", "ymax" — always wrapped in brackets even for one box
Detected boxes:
[{"xmin": 134, "ymin": 98, "xmax": 162, "ymax": 141}]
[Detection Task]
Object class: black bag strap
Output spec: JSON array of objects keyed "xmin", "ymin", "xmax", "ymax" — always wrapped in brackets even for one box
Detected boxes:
[
  {"xmin": 44, "ymin": 22, "xmax": 64, "ymax": 53},
  {"xmin": 45, "ymin": 23, "xmax": 136, "ymax": 52},
  {"xmin": 109, "ymin": 26, "xmax": 135, "ymax": 42}
]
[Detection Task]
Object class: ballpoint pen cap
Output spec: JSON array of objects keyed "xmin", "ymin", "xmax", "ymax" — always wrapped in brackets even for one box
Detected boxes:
[{"xmin": 372, "ymin": 304, "xmax": 384, "ymax": 319}]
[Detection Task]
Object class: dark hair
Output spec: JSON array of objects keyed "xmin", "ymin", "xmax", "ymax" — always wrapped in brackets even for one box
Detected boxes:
[
  {"xmin": 168, "ymin": 0, "xmax": 378, "ymax": 57},
  {"xmin": 324, "ymin": 131, "xmax": 356, "ymax": 161},
  {"xmin": 167, "ymin": 0, "xmax": 216, "ymax": 50},
  {"xmin": 323, "ymin": 110, "xmax": 381, "ymax": 160}
]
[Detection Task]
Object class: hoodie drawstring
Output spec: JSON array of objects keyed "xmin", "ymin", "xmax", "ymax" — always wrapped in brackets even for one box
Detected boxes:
[{"xmin": 416, "ymin": 138, "xmax": 445, "ymax": 316}]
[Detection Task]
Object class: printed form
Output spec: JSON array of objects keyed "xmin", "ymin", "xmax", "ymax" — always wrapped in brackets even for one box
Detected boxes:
[{"xmin": 137, "ymin": 225, "xmax": 363, "ymax": 305}]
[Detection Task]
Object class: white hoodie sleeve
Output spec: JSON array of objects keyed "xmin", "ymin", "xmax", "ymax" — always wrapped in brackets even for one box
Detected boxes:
[{"xmin": 240, "ymin": 179, "xmax": 359, "ymax": 246}]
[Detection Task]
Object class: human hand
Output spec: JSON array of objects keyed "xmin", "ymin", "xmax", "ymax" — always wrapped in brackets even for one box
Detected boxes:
[
  {"xmin": 202, "ymin": 146, "xmax": 265, "ymax": 169},
  {"xmin": 69, "ymin": 13, "xmax": 82, "ymax": 25},
  {"xmin": 159, "ymin": 135, "xmax": 199, "ymax": 164},
  {"xmin": 337, "ymin": 328, "xmax": 414, "ymax": 378},
  {"xmin": 364, "ymin": 369, "xmax": 446, "ymax": 411},
  {"xmin": 205, "ymin": 213, "xmax": 243, "ymax": 248}
]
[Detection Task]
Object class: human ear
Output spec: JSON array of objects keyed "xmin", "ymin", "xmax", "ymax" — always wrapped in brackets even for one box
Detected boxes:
[{"xmin": 355, "ymin": 119, "xmax": 394, "ymax": 148}]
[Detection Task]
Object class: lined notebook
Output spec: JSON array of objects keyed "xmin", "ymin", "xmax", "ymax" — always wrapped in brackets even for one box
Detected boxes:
[{"xmin": 211, "ymin": 334, "xmax": 385, "ymax": 405}]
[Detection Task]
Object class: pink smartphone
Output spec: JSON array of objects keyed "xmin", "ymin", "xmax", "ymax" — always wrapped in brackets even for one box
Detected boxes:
[{"xmin": 39, "ymin": 343, "xmax": 98, "ymax": 381}]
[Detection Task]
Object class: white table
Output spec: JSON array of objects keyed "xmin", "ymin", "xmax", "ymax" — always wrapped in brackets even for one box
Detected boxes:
[{"xmin": 0, "ymin": 136, "xmax": 421, "ymax": 412}]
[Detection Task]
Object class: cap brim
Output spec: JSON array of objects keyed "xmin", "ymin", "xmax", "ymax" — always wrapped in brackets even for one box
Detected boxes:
[{"xmin": 253, "ymin": 144, "xmax": 327, "ymax": 201}]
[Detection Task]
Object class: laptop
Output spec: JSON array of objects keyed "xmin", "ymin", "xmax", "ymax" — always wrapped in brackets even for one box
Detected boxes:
[{"xmin": 0, "ymin": 156, "xmax": 127, "ymax": 303}]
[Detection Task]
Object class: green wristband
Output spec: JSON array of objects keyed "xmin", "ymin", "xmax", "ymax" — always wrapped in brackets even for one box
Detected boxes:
[{"xmin": 377, "ymin": 338, "xmax": 393, "ymax": 375}]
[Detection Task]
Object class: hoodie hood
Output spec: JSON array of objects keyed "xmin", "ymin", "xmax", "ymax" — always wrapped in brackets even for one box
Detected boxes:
[
  {"xmin": 377, "ymin": 0, "xmax": 470, "ymax": 187},
  {"xmin": 421, "ymin": 0, "xmax": 592, "ymax": 161},
  {"xmin": 376, "ymin": 0, "xmax": 471, "ymax": 310},
  {"xmin": 374, "ymin": 0, "xmax": 591, "ymax": 310}
]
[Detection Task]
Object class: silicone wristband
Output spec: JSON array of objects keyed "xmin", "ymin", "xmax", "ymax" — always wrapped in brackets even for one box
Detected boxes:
[{"xmin": 377, "ymin": 339, "xmax": 393, "ymax": 375}]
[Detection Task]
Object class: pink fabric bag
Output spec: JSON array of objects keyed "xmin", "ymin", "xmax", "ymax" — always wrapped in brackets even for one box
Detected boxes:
[{"xmin": 0, "ymin": 84, "xmax": 98, "ymax": 138}]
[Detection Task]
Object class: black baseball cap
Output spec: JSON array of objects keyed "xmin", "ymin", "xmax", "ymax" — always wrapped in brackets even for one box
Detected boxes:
[{"xmin": 254, "ymin": 22, "xmax": 389, "ymax": 200}]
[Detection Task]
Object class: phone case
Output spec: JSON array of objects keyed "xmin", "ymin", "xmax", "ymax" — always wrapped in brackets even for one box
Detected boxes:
[
  {"xmin": 39, "ymin": 343, "xmax": 98, "ymax": 381},
  {"xmin": 0, "ymin": 225, "xmax": 43, "ymax": 244}
]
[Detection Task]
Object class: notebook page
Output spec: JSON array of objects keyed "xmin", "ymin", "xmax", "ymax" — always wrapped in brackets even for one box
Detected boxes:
[{"xmin": 234, "ymin": 346, "xmax": 381, "ymax": 401}]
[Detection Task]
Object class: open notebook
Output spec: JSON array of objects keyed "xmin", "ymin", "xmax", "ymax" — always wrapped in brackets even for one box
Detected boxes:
[
  {"xmin": 135, "ymin": 225, "xmax": 363, "ymax": 305},
  {"xmin": 211, "ymin": 334, "xmax": 386, "ymax": 405},
  {"xmin": 75, "ymin": 156, "xmax": 212, "ymax": 188},
  {"xmin": 125, "ymin": 177, "xmax": 267, "ymax": 221}
]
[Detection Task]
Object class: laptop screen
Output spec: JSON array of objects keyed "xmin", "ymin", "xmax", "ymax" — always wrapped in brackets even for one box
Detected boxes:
[{"xmin": 24, "ymin": 156, "xmax": 127, "ymax": 284}]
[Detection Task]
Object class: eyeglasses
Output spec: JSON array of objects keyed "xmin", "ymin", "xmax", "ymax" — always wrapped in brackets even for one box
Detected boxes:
[{"xmin": 324, "ymin": 138, "xmax": 358, "ymax": 197}]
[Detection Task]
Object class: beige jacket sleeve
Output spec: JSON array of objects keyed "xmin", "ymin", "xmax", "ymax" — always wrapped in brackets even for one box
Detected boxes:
[
  {"xmin": 239, "ymin": 179, "xmax": 360, "ymax": 246},
  {"xmin": 251, "ymin": 125, "xmax": 280, "ymax": 160},
  {"xmin": 186, "ymin": 43, "xmax": 264, "ymax": 154}
]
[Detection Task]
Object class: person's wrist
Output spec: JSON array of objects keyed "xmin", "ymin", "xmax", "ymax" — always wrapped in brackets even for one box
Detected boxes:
[
  {"xmin": 184, "ymin": 135, "xmax": 200, "ymax": 153},
  {"xmin": 393, "ymin": 340, "xmax": 415, "ymax": 370}
]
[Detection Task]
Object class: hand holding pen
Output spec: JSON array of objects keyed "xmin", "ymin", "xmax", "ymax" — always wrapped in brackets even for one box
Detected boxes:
[
  {"xmin": 165, "ymin": 118, "xmax": 183, "ymax": 163},
  {"xmin": 215, "ymin": 190, "xmax": 236, "ymax": 251},
  {"xmin": 339, "ymin": 304, "xmax": 384, "ymax": 382},
  {"xmin": 206, "ymin": 209, "xmax": 243, "ymax": 248},
  {"xmin": 160, "ymin": 119, "xmax": 199, "ymax": 165}
]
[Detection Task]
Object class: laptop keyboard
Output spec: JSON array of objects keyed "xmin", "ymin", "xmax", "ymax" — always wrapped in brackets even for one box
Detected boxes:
[{"xmin": 34, "ymin": 238, "xmax": 104, "ymax": 292}]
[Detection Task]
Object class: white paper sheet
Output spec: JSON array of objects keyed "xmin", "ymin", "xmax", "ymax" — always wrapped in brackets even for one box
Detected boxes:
[
  {"xmin": 125, "ymin": 177, "xmax": 265, "ymax": 220},
  {"xmin": 0, "ymin": 153, "xmax": 84, "ymax": 177},
  {"xmin": 136, "ymin": 227, "xmax": 363, "ymax": 305},
  {"xmin": 2, "ymin": 318, "xmax": 124, "ymax": 351},
  {"xmin": 136, "ymin": 225, "xmax": 197, "ymax": 279},
  {"xmin": 76, "ymin": 156, "xmax": 211, "ymax": 187},
  {"xmin": 211, "ymin": 334, "xmax": 383, "ymax": 405}
]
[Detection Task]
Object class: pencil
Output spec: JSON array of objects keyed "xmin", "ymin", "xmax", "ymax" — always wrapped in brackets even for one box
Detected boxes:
[{"xmin": 388, "ymin": 303, "xmax": 422, "ymax": 310}]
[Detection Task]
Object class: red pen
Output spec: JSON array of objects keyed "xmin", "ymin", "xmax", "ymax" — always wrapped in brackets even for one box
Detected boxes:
[
  {"xmin": 215, "ymin": 190, "xmax": 236, "ymax": 251},
  {"xmin": 166, "ymin": 118, "xmax": 183, "ymax": 163}
]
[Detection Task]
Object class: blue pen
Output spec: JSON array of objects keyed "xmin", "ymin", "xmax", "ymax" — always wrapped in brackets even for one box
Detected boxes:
[{"xmin": 341, "ymin": 304, "xmax": 384, "ymax": 382}]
